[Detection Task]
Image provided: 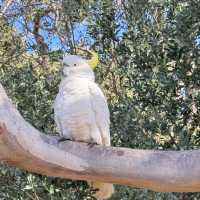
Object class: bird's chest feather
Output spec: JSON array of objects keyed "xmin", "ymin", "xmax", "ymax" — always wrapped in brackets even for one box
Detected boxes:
[{"xmin": 55, "ymin": 79, "xmax": 93, "ymax": 117}]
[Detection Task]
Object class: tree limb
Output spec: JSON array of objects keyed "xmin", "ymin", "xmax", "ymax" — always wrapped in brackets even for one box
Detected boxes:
[
  {"xmin": 0, "ymin": 83, "xmax": 200, "ymax": 192},
  {"xmin": 32, "ymin": 9, "xmax": 52, "ymax": 68}
]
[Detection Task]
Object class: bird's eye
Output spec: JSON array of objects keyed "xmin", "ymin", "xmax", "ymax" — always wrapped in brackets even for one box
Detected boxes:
[{"xmin": 74, "ymin": 64, "xmax": 77, "ymax": 67}]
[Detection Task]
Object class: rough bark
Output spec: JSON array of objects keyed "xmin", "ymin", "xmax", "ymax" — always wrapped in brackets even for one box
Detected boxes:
[{"xmin": 0, "ymin": 83, "xmax": 200, "ymax": 192}]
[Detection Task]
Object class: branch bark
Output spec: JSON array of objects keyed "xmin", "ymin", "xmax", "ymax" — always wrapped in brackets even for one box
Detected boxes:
[
  {"xmin": 32, "ymin": 9, "xmax": 52, "ymax": 68},
  {"xmin": 0, "ymin": 83, "xmax": 200, "ymax": 192}
]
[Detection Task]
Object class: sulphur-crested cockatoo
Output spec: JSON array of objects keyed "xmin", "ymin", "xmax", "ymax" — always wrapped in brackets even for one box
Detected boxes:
[{"xmin": 54, "ymin": 51, "xmax": 114, "ymax": 200}]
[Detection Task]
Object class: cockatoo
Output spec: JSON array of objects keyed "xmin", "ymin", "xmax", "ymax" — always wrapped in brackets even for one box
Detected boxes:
[{"xmin": 54, "ymin": 50, "xmax": 114, "ymax": 200}]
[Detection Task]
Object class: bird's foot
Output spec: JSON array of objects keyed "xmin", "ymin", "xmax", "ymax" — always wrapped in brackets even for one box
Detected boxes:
[
  {"xmin": 87, "ymin": 141, "xmax": 99, "ymax": 148},
  {"xmin": 58, "ymin": 137, "xmax": 72, "ymax": 143},
  {"xmin": 90, "ymin": 187, "xmax": 99, "ymax": 193}
]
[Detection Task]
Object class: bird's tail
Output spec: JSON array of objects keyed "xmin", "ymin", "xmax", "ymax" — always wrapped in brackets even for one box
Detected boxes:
[{"xmin": 89, "ymin": 181, "xmax": 114, "ymax": 200}]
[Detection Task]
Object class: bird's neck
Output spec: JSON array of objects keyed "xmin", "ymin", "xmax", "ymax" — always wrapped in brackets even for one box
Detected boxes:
[
  {"xmin": 73, "ymin": 70, "xmax": 95, "ymax": 81},
  {"xmin": 61, "ymin": 69, "xmax": 95, "ymax": 84}
]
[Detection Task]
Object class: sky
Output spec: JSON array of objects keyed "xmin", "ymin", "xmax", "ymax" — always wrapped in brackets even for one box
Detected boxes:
[
  {"xmin": 12, "ymin": 16, "xmax": 89, "ymax": 52},
  {"xmin": 0, "ymin": 0, "xmax": 128, "ymax": 52},
  {"xmin": 1, "ymin": 0, "xmax": 199, "ymax": 53},
  {"xmin": 11, "ymin": 15, "xmax": 127, "ymax": 52},
  {"xmin": 0, "ymin": 0, "xmax": 92, "ymax": 52}
]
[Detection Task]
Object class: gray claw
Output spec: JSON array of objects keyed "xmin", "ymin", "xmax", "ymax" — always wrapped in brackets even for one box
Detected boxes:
[
  {"xmin": 87, "ymin": 142, "xmax": 98, "ymax": 148},
  {"xmin": 58, "ymin": 137, "xmax": 72, "ymax": 143}
]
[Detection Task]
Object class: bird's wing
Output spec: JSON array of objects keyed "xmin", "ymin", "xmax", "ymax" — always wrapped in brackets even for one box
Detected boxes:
[
  {"xmin": 53, "ymin": 92, "xmax": 64, "ymax": 136},
  {"xmin": 89, "ymin": 83, "xmax": 111, "ymax": 146},
  {"xmin": 54, "ymin": 82, "xmax": 103, "ymax": 143}
]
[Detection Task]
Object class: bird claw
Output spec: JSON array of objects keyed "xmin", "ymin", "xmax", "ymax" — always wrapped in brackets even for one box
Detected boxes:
[
  {"xmin": 91, "ymin": 188, "xmax": 99, "ymax": 193},
  {"xmin": 87, "ymin": 142, "xmax": 98, "ymax": 148},
  {"xmin": 58, "ymin": 137, "xmax": 72, "ymax": 143},
  {"xmin": 58, "ymin": 137, "xmax": 98, "ymax": 148}
]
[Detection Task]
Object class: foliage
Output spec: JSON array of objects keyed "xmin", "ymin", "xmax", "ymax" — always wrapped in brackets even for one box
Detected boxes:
[{"xmin": 1, "ymin": 0, "xmax": 200, "ymax": 199}]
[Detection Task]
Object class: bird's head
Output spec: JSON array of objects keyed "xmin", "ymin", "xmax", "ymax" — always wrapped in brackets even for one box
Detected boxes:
[{"xmin": 60, "ymin": 50, "xmax": 99, "ymax": 79}]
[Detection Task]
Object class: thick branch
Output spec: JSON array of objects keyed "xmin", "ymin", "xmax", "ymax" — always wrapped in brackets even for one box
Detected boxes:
[{"xmin": 0, "ymin": 83, "xmax": 200, "ymax": 192}]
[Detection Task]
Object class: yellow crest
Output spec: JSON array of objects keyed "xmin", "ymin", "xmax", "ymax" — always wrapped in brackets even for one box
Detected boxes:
[
  {"xmin": 76, "ymin": 48, "xmax": 99, "ymax": 69},
  {"xmin": 86, "ymin": 50, "xmax": 99, "ymax": 69}
]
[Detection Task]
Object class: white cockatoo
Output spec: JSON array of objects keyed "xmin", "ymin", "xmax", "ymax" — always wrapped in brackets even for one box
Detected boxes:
[{"xmin": 54, "ymin": 50, "xmax": 114, "ymax": 200}]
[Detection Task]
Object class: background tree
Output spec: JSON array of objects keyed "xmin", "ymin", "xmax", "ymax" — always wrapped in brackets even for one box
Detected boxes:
[{"xmin": 0, "ymin": 0, "xmax": 200, "ymax": 199}]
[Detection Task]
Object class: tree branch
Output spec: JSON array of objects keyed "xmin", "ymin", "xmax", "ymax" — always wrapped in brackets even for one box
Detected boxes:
[
  {"xmin": 0, "ymin": 83, "xmax": 200, "ymax": 192},
  {"xmin": 32, "ymin": 9, "xmax": 53, "ymax": 68}
]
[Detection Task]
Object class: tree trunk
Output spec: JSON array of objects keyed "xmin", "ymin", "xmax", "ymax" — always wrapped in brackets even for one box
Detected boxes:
[{"xmin": 0, "ymin": 83, "xmax": 200, "ymax": 192}]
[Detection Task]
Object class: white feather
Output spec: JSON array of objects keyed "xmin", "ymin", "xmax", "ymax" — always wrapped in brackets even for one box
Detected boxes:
[{"xmin": 54, "ymin": 55, "xmax": 113, "ymax": 199}]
